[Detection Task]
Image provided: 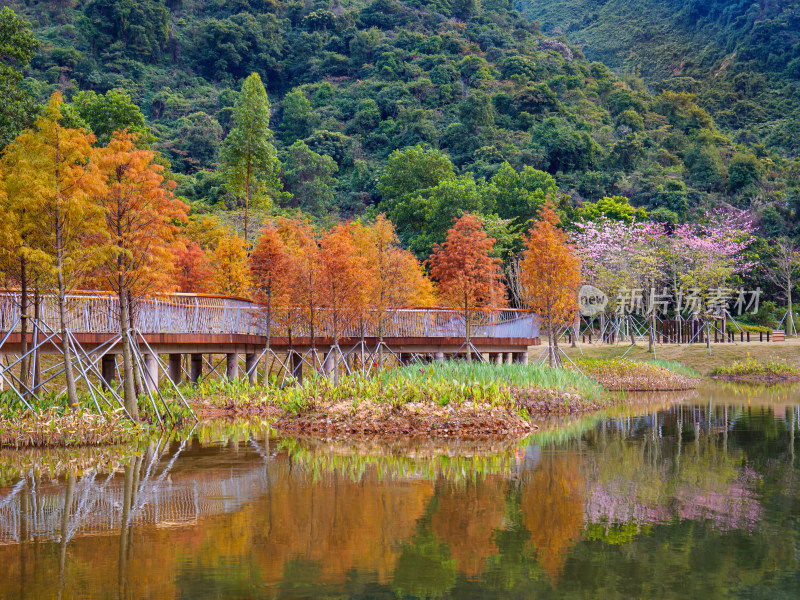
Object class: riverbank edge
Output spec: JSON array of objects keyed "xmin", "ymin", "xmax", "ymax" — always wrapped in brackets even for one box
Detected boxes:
[
  {"xmin": 1, "ymin": 361, "xmax": 701, "ymax": 447},
  {"xmin": 193, "ymin": 386, "xmax": 611, "ymax": 439},
  {"xmin": 709, "ymin": 374, "xmax": 800, "ymax": 384}
]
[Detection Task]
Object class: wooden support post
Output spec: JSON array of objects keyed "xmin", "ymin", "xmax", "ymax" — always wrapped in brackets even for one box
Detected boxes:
[
  {"xmin": 505, "ymin": 352, "xmax": 513, "ymax": 364},
  {"xmin": 143, "ymin": 354, "xmax": 159, "ymax": 394},
  {"xmin": 190, "ymin": 354, "xmax": 202, "ymax": 383},
  {"xmin": 516, "ymin": 352, "xmax": 529, "ymax": 365},
  {"xmin": 434, "ymin": 351, "xmax": 445, "ymax": 363},
  {"xmin": 168, "ymin": 354, "xmax": 182, "ymax": 385},
  {"xmin": 101, "ymin": 354, "xmax": 116, "ymax": 390},
  {"xmin": 481, "ymin": 353, "xmax": 490, "ymax": 363},
  {"xmin": 226, "ymin": 353, "xmax": 239, "ymax": 380},
  {"xmin": 291, "ymin": 351, "xmax": 303, "ymax": 384},
  {"xmin": 494, "ymin": 353, "xmax": 503, "ymax": 365},
  {"xmin": 245, "ymin": 353, "xmax": 257, "ymax": 386},
  {"xmin": 747, "ymin": 331, "xmax": 750, "ymax": 343}
]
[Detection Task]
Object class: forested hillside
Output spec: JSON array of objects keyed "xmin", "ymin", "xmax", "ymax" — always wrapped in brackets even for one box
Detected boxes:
[
  {"xmin": 1, "ymin": 0, "xmax": 798, "ymax": 249},
  {"xmin": 518, "ymin": 0, "xmax": 800, "ymax": 154}
]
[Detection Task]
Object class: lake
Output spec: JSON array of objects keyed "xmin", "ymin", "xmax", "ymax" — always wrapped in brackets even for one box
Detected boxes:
[{"xmin": 1, "ymin": 382, "xmax": 799, "ymax": 599}]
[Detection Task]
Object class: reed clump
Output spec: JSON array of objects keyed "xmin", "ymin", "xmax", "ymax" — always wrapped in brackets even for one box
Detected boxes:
[
  {"xmin": 711, "ymin": 357, "xmax": 800, "ymax": 380},
  {"xmin": 572, "ymin": 358, "xmax": 699, "ymax": 391},
  {"xmin": 0, "ymin": 408, "xmax": 143, "ymax": 449},
  {"xmin": 188, "ymin": 362, "xmax": 610, "ymax": 437}
]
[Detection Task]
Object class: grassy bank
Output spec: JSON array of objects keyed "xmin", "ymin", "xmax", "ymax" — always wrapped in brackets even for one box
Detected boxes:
[
  {"xmin": 0, "ymin": 408, "xmax": 144, "ymax": 449},
  {"xmin": 561, "ymin": 338, "xmax": 800, "ymax": 376},
  {"xmin": 187, "ymin": 362, "xmax": 610, "ymax": 438},
  {"xmin": 0, "ymin": 388, "xmax": 190, "ymax": 449},
  {"xmin": 1, "ymin": 356, "xmax": 702, "ymax": 446},
  {"xmin": 710, "ymin": 357, "xmax": 800, "ymax": 382},
  {"xmin": 572, "ymin": 358, "xmax": 699, "ymax": 391}
]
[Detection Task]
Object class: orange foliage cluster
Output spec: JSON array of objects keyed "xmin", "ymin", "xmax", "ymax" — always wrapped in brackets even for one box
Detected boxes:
[
  {"xmin": 519, "ymin": 202, "xmax": 582, "ymax": 347},
  {"xmin": 3, "ymin": 92, "xmax": 577, "ymax": 332}
]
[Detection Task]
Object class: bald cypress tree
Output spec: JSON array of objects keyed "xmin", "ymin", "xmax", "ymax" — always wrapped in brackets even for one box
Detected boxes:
[{"xmin": 220, "ymin": 73, "xmax": 281, "ymax": 244}]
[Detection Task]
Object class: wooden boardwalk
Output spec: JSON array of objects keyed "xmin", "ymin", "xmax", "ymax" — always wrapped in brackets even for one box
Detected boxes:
[{"xmin": 0, "ymin": 293, "xmax": 539, "ymax": 393}]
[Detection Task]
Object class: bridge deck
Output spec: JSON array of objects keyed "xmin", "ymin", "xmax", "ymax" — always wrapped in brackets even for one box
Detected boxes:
[{"xmin": 0, "ymin": 292, "xmax": 540, "ymax": 354}]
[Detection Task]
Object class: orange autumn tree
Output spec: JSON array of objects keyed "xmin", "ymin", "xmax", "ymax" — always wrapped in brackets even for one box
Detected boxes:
[
  {"xmin": 250, "ymin": 225, "xmax": 291, "ymax": 357},
  {"xmin": 174, "ymin": 241, "xmax": 215, "ymax": 293},
  {"xmin": 95, "ymin": 130, "xmax": 187, "ymax": 416},
  {"xmin": 518, "ymin": 202, "xmax": 581, "ymax": 367},
  {"xmin": 277, "ymin": 217, "xmax": 323, "ymax": 350},
  {"xmin": 318, "ymin": 223, "xmax": 370, "ymax": 384},
  {"xmin": 1, "ymin": 92, "xmax": 107, "ymax": 408},
  {"xmin": 353, "ymin": 214, "xmax": 436, "ymax": 368},
  {"xmin": 427, "ymin": 213, "xmax": 505, "ymax": 362},
  {"xmin": 212, "ymin": 232, "xmax": 250, "ymax": 296}
]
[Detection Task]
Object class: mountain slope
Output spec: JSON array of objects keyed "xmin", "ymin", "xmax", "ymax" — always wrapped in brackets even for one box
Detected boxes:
[
  {"xmin": 3, "ymin": 0, "xmax": 797, "ymax": 239},
  {"xmin": 518, "ymin": 0, "xmax": 800, "ymax": 154}
]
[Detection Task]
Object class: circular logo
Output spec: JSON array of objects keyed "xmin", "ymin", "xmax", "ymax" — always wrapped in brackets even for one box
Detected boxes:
[{"xmin": 578, "ymin": 285, "xmax": 608, "ymax": 317}]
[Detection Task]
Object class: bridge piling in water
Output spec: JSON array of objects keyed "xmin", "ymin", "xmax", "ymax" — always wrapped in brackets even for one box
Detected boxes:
[
  {"xmin": 225, "ymin": 353, "xmax": 239, "ymax": 380},
  {"xmin": 168, "ymin": 354, "xmax": 182, "ymax": 385},
  {"xmin": 143, "ymin": 354, "xmax": 159, "ymax": 394},
  {"xmin": 190, "ymin": 354, "xmax": 203, "ymax": 383},
  {"xmin": 245, "ymin": 353, "xmax": 257, "ymax": 385},
  {"xmin": 101, "ymin": 354, "xmax": 116, "ymax": 389}
]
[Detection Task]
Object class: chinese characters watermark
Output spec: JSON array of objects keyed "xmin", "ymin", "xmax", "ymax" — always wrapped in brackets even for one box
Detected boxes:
[{"xmin": 611, "ymin": 287, "xmax": 762, "ymax": 316}]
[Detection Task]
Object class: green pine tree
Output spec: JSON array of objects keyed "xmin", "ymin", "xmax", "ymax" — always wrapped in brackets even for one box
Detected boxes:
[{"xmin": 220, "ymin": 73, "xmax": 281, "ymax": 243}]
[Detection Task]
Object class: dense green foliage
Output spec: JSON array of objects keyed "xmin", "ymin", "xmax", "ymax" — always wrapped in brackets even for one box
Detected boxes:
[
  {"xmin": 0, "ymin": 6, "xmax": 39, "ymax": 147},
  {"xmin": 5, "ymin": 0, "xmax": 795, "ymax": 238},
  {"xmin": 519, "ymin": 0, "xmax": 800, "ymax": 154}
]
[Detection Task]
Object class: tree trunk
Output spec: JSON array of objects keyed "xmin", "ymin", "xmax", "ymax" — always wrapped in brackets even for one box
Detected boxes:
[
  {"xmin": 264, "ymin": 295, "xmax": 272, "ymax": 384},
  {"xmin": 359, "ymin": 316, "xmax": 365, "ymax": 374},
  {"xmin": 19, "ymin": 255, "xmax": 30, "ymax": 396},
  {"xmin": 56, "ymin": 212, "xmax": 79, "ymax": 409},
  {"xmin": 599, "ymin": 312, "xmax": 606, "ymax": 344},
  {"xmin": 648, "ymin": 312, "xmax": 655, "ymax": 352},
  {"xmin": 118, "ymin": 282, "xmax": 138, "ymax": 418},
  {"xmin": 244, "ymin": 159, "xmax": 251, "ymax": 246},
  {"xmin": 571, "ymin": 314, "xmax": 578, "ymax": 348},
  {"xmin": 128, "ymin": 293, "xmax": 144, "ymax": 397},
  {"xmin": 464, "ymin": 294, "xmax": 471, "ymax": 363},
  {"xmin": 333, "ymin": 310, "xmax": 339, "ymax": 386},
  {"xmin": 787, "ymin": 275, "xmax": 795, "ymax": 336},
  {"xmin": 547, "ymin": 322, "xmax": 554, "ymax": 367},
  {"xmin": 33, "ymin": 288, "xmax": 41, "ymax": 393},
  {"xmin": 378, "ymin": 314, "xmax": 384, "ymax": 371}
]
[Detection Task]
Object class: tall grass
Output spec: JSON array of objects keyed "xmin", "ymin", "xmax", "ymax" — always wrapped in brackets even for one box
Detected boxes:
[
  {"xmin": 376, "ymin": 362, "xmax": 607, "ymax": 403},
  {"xmin": 711, "ymin": 357, "xmax": 800, "ymax": 377}
]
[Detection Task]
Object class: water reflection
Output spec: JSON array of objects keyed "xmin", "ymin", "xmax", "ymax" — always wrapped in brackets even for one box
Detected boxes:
[{"xmin": 0, "ymin": 386, "xmax": 799, "ymax": 599}]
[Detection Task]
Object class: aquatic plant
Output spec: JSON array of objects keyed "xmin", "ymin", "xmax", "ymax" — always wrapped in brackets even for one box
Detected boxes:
[
  {"xmin": 0, "ymin": 407, "xmax": 144, "ymax": 449},
  {"xmin": 572, "ymin": 358, "xmax": 698, "ymax": 391},
  {"xmin": 711, "ymin": 357, "xmax": 800, "ymax": 378}
]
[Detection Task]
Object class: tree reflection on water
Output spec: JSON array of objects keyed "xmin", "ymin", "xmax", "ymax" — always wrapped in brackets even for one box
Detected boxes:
[{"xmin": 0, "ymin": 391, "xmax": 798, "ymax": 599}]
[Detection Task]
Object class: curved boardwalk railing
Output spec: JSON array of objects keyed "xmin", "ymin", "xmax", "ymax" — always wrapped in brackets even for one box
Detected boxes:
[{"xmin": 0, "ymin": 292, "xmax": 539, "ymax": 340}]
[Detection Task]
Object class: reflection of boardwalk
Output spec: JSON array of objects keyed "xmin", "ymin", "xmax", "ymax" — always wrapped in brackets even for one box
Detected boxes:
[{"xmin": 0, "ymin": 442, "xmax": 273, "ymax": 544}]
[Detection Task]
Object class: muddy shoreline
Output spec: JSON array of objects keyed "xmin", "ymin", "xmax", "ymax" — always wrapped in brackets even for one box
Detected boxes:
[{"xmin": 193, "ymin": 388, "xmax": 610, "ymax": 439}]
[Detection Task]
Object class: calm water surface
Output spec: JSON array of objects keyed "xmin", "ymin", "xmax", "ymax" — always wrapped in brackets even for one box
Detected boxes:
[{"xmin": 1, "ymin": 383, "xmax": 800, "ymax": 599}]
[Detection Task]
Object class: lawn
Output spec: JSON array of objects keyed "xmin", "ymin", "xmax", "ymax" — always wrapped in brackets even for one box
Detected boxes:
[{"xmin": 555, "ymin": 337, "xmax": 800, "ymax": 376}]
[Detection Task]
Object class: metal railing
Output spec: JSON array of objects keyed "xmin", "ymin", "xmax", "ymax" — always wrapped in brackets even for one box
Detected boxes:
[{"xmin": 0, "ymin": 293, "xmax": 539, "ymax": 339}]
